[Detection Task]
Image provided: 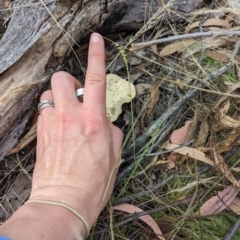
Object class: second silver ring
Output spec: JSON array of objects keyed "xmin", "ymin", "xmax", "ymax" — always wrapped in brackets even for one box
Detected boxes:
[{"xmin": 76, "ymin": 88, "xmax": 84, "ymax": 102}]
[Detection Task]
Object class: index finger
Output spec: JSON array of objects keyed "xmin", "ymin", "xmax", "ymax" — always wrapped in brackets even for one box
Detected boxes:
[{"xmin": 84, "ymin": 33, "xmax": 106, "ymax": 114}]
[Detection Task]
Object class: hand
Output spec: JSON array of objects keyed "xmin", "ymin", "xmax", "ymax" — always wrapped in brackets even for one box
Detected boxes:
[{"xmin": 30, "ymin": 33, "xmax": 123, "ymax": 233}]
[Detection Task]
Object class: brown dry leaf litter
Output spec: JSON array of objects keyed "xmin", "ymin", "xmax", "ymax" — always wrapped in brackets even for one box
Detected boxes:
[
  {"xmin": 212, "ymin": 147, "xmax": 239, "ymax": 187},
  {"xmin": 186, "ymin": 18, "xmax": 232, "ymax": 32},
  {"xmin": 168, "ymin": 120, "xmax": 193, "ymax": 169},
  {"xmin": 199, "ymin": 180, "xmax": 240, "ymax": 216},
  {"xmin": 165, "ymin": 144, "xmax": 215, "ymax": 167}
]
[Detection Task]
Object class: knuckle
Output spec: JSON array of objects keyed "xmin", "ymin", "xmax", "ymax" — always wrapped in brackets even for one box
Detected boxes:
[
  {"xmin": 56, "ymin": 110, "xmax": 73, "ymax": 128},
  {"xmin": 88, "ymin": 52, "xmax": 101, "ymax": 58},
  {"xmin": 87, "ymin": 72, "xmax": 104, "ymax": 85},
  {"xmin": 83, "ymin": 114, "xmax": 106, "ymax": 134},
  {"xmin": 40, "ymin": 90, "xmax": 53, "ymax": 100},
  {"xmin": 113, "ymin": 126, "xmax": 124, "ymax": 140},
  {"xmin": 51, "ymin": 71, "xmax": 72, "ymax": 84}
]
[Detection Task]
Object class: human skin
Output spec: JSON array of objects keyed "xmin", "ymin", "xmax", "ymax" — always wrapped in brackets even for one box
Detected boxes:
[{"xmin": 0, "ymin": 33, "xmax": 123, "ymax": 239}]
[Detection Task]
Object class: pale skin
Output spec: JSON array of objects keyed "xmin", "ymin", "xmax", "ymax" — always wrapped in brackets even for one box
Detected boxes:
[{"xmin": 0, "ymin": 33, "xmax": 123, "ymax": 239}]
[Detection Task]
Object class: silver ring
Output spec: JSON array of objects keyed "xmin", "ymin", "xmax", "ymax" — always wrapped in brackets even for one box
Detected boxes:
[
  {"xmin": 76, "ymin": 88, "xmax": 84, "ymax": 102},
  {"xmin": 38, "ymin": 100, "xmax": 55, "ymax": 114}
]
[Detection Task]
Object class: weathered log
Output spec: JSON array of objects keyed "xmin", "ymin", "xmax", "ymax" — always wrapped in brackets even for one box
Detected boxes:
[{"xmin": 0, "ymin": 13, "xmax": 5, "ymax": 34}]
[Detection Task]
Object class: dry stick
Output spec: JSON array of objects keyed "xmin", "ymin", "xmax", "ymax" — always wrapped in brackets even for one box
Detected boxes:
[
  {"xmin": 146, "ymin": 139, "xmax": 194, "ymax": 156},
  {"xmin": 93, "ymin": 191, "xmax": 206, "ymax": 236},
  {"xmin": 224, "ymin": 217, "xmax": 240, "ymax": 240},
  {"xmin": 130, "ymin": 31, "xmax": 240, "ymax": 51}
]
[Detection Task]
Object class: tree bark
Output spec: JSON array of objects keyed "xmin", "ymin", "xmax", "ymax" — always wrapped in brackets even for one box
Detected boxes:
[{"xmin": 0, "ymin": 14, "xmax": 4, "ymax": 34}]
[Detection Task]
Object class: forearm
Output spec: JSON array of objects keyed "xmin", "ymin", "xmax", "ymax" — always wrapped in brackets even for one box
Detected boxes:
[{"xmin": 0, "ymin": 203, "xmax": 85, "ymax": 240}]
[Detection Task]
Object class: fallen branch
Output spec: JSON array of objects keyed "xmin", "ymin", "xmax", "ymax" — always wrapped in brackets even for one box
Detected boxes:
[{"xmin": 130, "ymin": 31, "xmax": 240, "ymax": 51}]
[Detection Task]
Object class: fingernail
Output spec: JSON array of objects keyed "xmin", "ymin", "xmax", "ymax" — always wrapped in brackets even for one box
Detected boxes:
[{"xmin": 91, "ymin": 33, "xmax": 101, "ymax": 43}]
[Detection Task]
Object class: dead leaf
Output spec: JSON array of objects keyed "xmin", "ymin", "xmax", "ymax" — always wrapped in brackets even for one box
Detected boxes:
[
  {"xmin": 198, "ymin": 180, "xmax": 240, "ymax": 216},
  {"xmin": 106, "ymin": 74, "xmax": 136, "ymax": 122},
  {"xmin": 194, "ymin": 117, "xmax": 209, "ymax": 147},
  {"xmin": 213, "ymin": 82, "xmax": 240, "ymax": 111},
  {"xmin": 182, "ymin": 37, "xmax": 226, "ymax": 59},
  {"xmin": 170, "ymin": 121, "xmax": 193, "ymax": 145},
  {"xmin": 160, "ymin": 39, "xmax": 195, "ymax": 57},
  {"xmin": 113, "ymin": 203, "xmax": 166, "ymax": 240},
  {"xmin": 147, "ymin": 82, "xmax": 160, "ymax": 115},
  {"xmin": 212, "ymin": 147, "xmax": 239, "ymax": 186},
  {"xmin": 165, "ymin": 144, "xmax": 215, "ymax": 167},
  {"xmin": 156, "ymin": 219, "xmax": 183, "ymax": 240},
  {"xmin": 229, "ymin": 198, "xmax": 240, "ymax": 215},
  {"xmin": 168, "ymin": 121, "xmax": 193, "ymax": 168},
  {"xmin": 186, "ymin": 107, "xmax": 199, "ymax": 142},
  {"xmin": 232, "ymin": 167, "xmax": 240, "ymax": 173},
  {"xmin": 186, "ymin": 18, "xmax": 231, "ymax": 32},
  {"xmin": 221, "ymin": 115, "xmax": 240, "ymax": 129},
  {"xmin": 218, "ymin": 129, "xmax": 240, "ymax": 150},
  {"xmin": 214, "ymin": 98, "xmax": 240, "ymax": 130},
  {"xmin": 151, "ymin": 28, "xmax": 166, "ymax": 55},
  {"xmin": 206, "ymin": 50, "xmax": 230, "ymax": 63},
  {"xmin": 219, "ymin": 99, "xmax": 230, "ymax": 117},
  {"xmin": 206, "ymin": 50, "xmax": 240, "ymax": 64},
  {"xmin": 135, "ymin": 83, "xmax": 153, "ymax": 96}
]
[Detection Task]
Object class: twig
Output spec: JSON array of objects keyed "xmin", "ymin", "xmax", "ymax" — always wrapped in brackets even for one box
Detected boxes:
[
  {"xmin": 224, "ymin": 217, "xmax": 240, "ymax": 240},
  {"xmin": 130, "ymin": 31, "xmax": 240, "ymax": 51},
  {"xmin": 145, "ymin": 139, "xmax": 194, "ymax": 156}
]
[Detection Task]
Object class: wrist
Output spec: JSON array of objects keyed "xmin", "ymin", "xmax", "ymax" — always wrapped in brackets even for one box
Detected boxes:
[
  {"xmin": 30, "ymin": 184, "xmax": 101, "ymax": 227},
  {"xmin": 0, "ymin": 203, "xmax": 85, "ymax": 240}
]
